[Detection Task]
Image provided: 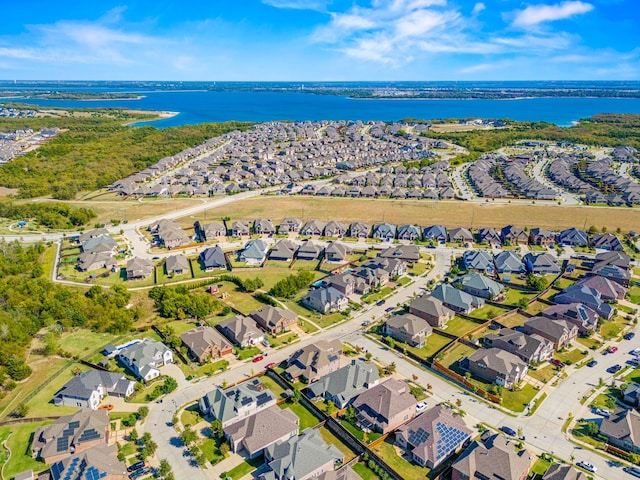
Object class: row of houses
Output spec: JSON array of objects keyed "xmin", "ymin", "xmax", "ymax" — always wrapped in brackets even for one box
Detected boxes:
[{"xmin": 0, "ymin": 127, "xmax": 59, "ymax": 164}]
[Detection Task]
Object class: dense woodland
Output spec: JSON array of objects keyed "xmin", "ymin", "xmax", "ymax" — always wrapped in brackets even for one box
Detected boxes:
[
  {"xmin": 0, "ymin": 201, "xmax": 96, "ymax": 229},
  {"xmin": 0, "ymin": 241, "xmax": 140, "ymax": 382},
  {"xmin": 0, "ymin": 112, "xmax": 252, "ymax": 199}
]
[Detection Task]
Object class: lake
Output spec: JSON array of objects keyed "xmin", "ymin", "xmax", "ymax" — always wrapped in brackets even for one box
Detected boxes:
[{"xmin": 3, "ymin": 90, "xmax": 640, "ymax": 128}]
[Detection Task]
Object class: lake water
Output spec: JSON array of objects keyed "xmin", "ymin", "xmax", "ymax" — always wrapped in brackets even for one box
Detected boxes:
[{"xmin": 3, "ymin": 90, "xmax": 640, "ymax": 128}]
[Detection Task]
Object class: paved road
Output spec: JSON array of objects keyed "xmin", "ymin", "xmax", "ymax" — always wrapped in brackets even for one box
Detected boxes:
[{"xmin": 530, "ymin": 158, "xmax": 581, "ymax": 206}]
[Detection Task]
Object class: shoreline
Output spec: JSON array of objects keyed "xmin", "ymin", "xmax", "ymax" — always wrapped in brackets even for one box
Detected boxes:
[{"xmin": 123, "ymin": 110, "xmax": 180, "ymax": 126}]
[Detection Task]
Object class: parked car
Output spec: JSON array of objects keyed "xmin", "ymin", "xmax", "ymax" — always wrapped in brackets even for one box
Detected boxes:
[
  {"xmin": 361, "ymin": 320, "xmax": 371, "ymax": 326},
  {"xmin": 416, "ymin": 402, "xmax": 428, "ymax": 413},
  {"xmin": 607, "ymin": 364, "xmax": 622, "ymax": 374},
  {"xmin": 376, "ymin": 299, "xmax": 386, "ymax": 306},
  {"xmin": 624, "ymin": 466, "xmax": 640, "ymax": 477},
  {"xmin": 628, "ymin": 357, "xmax": 640, "ymax": 366},
  {"xmin": 609, "ymin": 346, "xmax": 619, "ymax": 354},
  {"xmin": 576, "ymin": 461, "xmax": 597, "ymax": 473},
  {"xmin": 385, "ymin": 306, "xmax": 394, "ymax": 312},
  {"xmin": 631, "ymin": 348, "xmax": 640, "ymax": 356},
  {"xmin": 587, "ymin": 360, "xmax": 598, "ymax": 367},
  {"xmin": 127, "ymin": 461, "xmax": 145, "ymax": 473},
  {"xmin": 549, "ymin": 358, "xmax": 566, "ymax": 368},
  {"xmin": 265, "ymin": 362, "xmax": 275, "ymax": 369},
  {"xmin": 252, "ymin": 355, "xmax": 264, "ymax": 363},
  {"xmin": 625, "ymin": 332, "xmax": 636, "ymax": 340},
  {"xmin": 500, "ymin": 426, "xmax": 517, "ymax": 437},
  {"xmin": 594, "ymin": 408, "xmax": 611, "ymax": 418},
  {"xmin": 262, "ymin": 338, "xmax": 271, "ymax": 347}
]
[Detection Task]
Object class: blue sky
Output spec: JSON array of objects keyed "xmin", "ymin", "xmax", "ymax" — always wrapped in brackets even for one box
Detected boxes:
[{"xmin": 0, "ymin": 0, "xmax": 638, "ymax": 80}]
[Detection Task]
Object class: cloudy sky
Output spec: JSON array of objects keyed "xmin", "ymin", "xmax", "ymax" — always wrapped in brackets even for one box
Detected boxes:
[{"xmin": 0, "ymin": 0, "xmax": 638, "ymax": 80}]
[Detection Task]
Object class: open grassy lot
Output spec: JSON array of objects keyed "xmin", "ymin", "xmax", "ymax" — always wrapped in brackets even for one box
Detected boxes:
[
  {"xmin": 501, "ymin": 383, "xmax": 538, "ymax": 412},
  {"xmin": 439, "ymin": 342, "xmax": 478, "ymax": 368},
  {"xmin": 371, "ymin": 438, "xmax": 430, "ymax": 478},
  {"xmin": 165, "ymin": 319, "xmax": 198, "ymax": 336},
  {"xmin": 442, "ymin": 316, "xmax": 483, "ymax": 337},
  {"xmin": 232, "ymin": 267, "xmax": 325, "ymax": 291},
  {"xmin": 0, "ymin": 421, "xmax": 51, "ymax": 478},
  {"xmin": 600, "ymin": 316, "xmax": 628, "ymax": 340},
  {"xmin": 192, "ymin": 358, "xmax": 229, "ymax": 378},
  {"xmin": 184, "ymin": 196, "xmax": 640, "ymax": 234},
  {"xmin": 59, "ymin": 329, "xmax": 118, "ymax": 358},
  {"xmin": 316, "ymin": 312, "xmax": 348, "ymax": 329}
]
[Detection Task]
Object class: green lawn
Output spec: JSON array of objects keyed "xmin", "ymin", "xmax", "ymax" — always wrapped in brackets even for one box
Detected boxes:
[
  {"xmin": 408, "ymin": 262, "xmax": 428, "ymax": 276},
  {"xmin": 599, "ymin": 318, "xmax": 625, "ymax": 340},
  {"xmin": 282, "ymin": 402, "xmax": 320, "ymax": 430},
  {"xmin": 371, "ymin": 438, "xmax": 430, "ymax": 478},
  {"xmin": 318, "ymin": 426, "xmax": 357, "ymax": 462},
  {"xmin": 292, "ymin": 259, "xmax": 321, "ymax": 271},
  {"xmin": 555, "ymin": 348, "xmax": 588, "ymax": 365},
  {"xmin": 192, "ymin": 359, "xmax": 229, "ymax": 378},
  {"xmin": 528, "ymin": 365, "xmax": 559, "ymax": 384},
  {"xmin": 156, "ymin": 262, "xmax": 193, "ymax": 284},
  {"xmin": 339, "ymin": 420, "xmax": 382, "ymax": 444},
  {"xmin": 496, "ymin": 312, "xmax": 529, "ymax": 328},
  {"xmin": 25, "ymin": 362, "xmax": 90, "ymax": 417},
  {"xmin": 500, "ymin": 289, "xmax": 537, "ymax": 306},
  {"xmin": 237, "ymin": 346, "xmax": 262, "ymax": 360},
  {"xmin": 501, "ymin": 383, "xmax": 538, "ymax": 412},
  {"xmin": 442, "ymin": 316, "xmax": 482, "ymax": 337},
  {"xmin": 232, "ymin": 267, "xmax": 325, "ymax": 291},
  {"xmin": 200, "ymin": 437, "xmax": 228, "ymax": 464},
  {"xmin": 59, "ymin": 329, "xmax": 118, "ymax": 358},
  {"xmin": 224, "ymin": 456, "xmax": 263, "ymax": 480},
  {"xmin": 222, "ymin": 289, "xmax": 268, "ymax": 315},
  {"xmin": 181, "ymin": 403, "xmax": 205, "ymax": 427},
  {"xmin": 439, "ymin": 343, "xmax": 478, "ymax": 368},
  {"xmin": 524, "ymin": 301, "xmax": 550, "ymax": 315},
  {"xmin": 316, "ymin": 312, "xmax": 348, "ymax": 328},
  {"xmin": 531, "ymin": 458, "xmax": 552, "ymax": 476},
  {"xmin": 165, "ymin": 319, "xmax": 199, "ymax": 336},
  {"xmin": 352, "ymin": 463, "xmax": 382, "ymax": 480},
  {"xmin": 362, "ymin": 287, "xmax": 394, "ymax": 305},
  {"xmin": 261, "ymin": 375, "xmax": 288, "ymax": 399},
  {"xmin": 398, "ymin": 332, "xmax": 454, "ymax": 360},
  {"xmin": 576, "ymin": 336, "xmax": 603, "ymax": 350},
  {"xmin": 0, "ymin": 421, "xmax": 50, "ymax": 478},
  {"xmin": 397, "ymin": 277, "xmax": 412, "ymax": 286},
  {"xmin": 571, "ymin": 422, "xmax": 605, "ymax": 449},
  {"xmin": 268, "ymin": 332, "xmax": 299, "ymax": 348}
]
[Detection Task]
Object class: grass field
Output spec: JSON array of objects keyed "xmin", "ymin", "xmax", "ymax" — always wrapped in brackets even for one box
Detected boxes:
[
  {"xmin": 352, "ymin": 463, "xmax": 381, "ymax": 480},
  {"xmin": 0, "ymin": 421, "xmax": 50, "ymax": 478},
  {"xmin": 59, "ymin": 329, "xmax": 118, "ymax": 358},
  {"xmin": 181, "ymin": 196, "xmax": 640, "ymax": 232},
  {"xmin": 555, "ymin": 348, "xmax": 588, "ymax": 365}
]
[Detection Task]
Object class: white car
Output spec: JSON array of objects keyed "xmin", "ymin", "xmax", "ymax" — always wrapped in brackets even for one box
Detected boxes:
[
  {"xmin": 594, "ymin": 408, "xmax": 610, "ymax": 418},
  {"xmin": 630, "ymin": 348, "xmax": 640, "ymax": 356},
  {"xmin": 576, "ymin": 461, "xmax": 597, "ymax": 473},
  {"xmin": 416, "ymin": 402, "xmax": 428, "ymax": 413}
]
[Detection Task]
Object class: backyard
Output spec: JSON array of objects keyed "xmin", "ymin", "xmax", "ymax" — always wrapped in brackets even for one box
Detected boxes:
[
  {"xmin": 0, "ymin": 421, "xmax": 50, "ymax": 478},
  {"xmin": 371, "ymin": 438, "xmax": 430, "ymax": 478},
  {"xmin": 442, "ymin": 316, "xmax": 483, "ymax": 337}
]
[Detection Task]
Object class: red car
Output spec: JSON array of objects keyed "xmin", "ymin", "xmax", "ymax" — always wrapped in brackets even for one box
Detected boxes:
[
  {"xmin": 265, "ymin": 362, "xmax": 275, "ymax": 369},
  {"xmin": 252, "ymin": 355, "xmax": 264, "ymax": 363},
  {"xmin": 608, "ymin": 346, "xmax": 618, "ymax": 354},
  {"xmin": 549, "ymin": 358, "xmax": 566, "ymax": 368}
]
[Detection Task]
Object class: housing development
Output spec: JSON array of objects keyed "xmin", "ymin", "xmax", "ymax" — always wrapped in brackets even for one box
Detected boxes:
[{"xmin": 2, "ymin": 117, "xmax": 640, "ymax": 480}]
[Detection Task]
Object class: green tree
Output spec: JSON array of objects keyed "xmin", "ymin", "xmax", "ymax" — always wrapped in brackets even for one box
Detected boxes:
[
  {"xmin": 585, "ymin": 421, "xmax": 599, "ymax": 436},
  {"xmin": 129, "ymin": 429, "xmax": 138, "ymax": 442},
  {"xmin": 180, "ymin": 425, "xmax": 198, "ymax": 446},
  {"xmin": 137, "ymin": 406, "xmax": 149, "ymax": 420},
  {"xmin": 158, "ymin": 459, "xmax": 172, "ymax": 478},
  {"xmin": 163, "ymin": 376, "xmax": 178, "ymax": 394},
  {"xmin": 14, "ymin": 402, "xmax": 29, "ymax": 418}
]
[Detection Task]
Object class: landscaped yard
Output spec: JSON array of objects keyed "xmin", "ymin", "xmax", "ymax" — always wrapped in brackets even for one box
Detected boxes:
[
  {"xmin": 181, "ymin": 403, "xmax": 206, "ymax": 427},
  {"xmin": 530, "ymin": 458, "xmax": 552, "ymax": 476},
  {"xmin": 318, "ymin": 426, "xmax": 357, "ymax": 462},
  {"xmin": 315, "ymin": 312, "xmax": 348, "ymax": 328},
  {"xmin": 501, "ymin": 383, "xmax": 538, "ymax": 412},
  {"xmin": 524, "ymin": 301, "xmax": 550, "ymax": 315},
  {"xmin": 261, "ymin": 375, "xmax": 288, "ymax": 399},
  {"xmin": 441, "ymin": 316, "xmax": 483, "ymax": 337},
  {"xmin": 576, "ymin": 336, "xmax": 603, "ymax": 350},
  {"xmin": 0, "ymin": 421, "xmax": 50, "ymax": 478},
  {"xmin": 555, "ymin": 347, "xmax": 588, "ymax": 365},
  {"xmin": 496, "ymin": 312, "xmax": 529, "ymax": 328},
  {"xmin": 224, "ymin": 456, "xmax": 263, "ymax": 480},
  {"xmin": 470, "ymin": 304, "xmax": 512, "ymax": 321},
  {"xmin": 352, "ymin": 463, "xmax": 381, "ymax": 480},
  {"xmin": 282, "ymin": 402, "xmax": 321, "ymax": 430},
  {"xmin": 439, "ymin": 342, "xmax": 478, "ymax": 368},
  {"xmin": 24, "ymin": 362, "xmax": 90, "ymax": 417},
  {"xmin": 500, "ymin": 288, "xmax": 537, "ymax": 306},
  {"xmin": 571, "ymin": 422, "xmax": 605, "ymax": 449},
  {"xmin": 237, "ymin": 346, "xmax": 262, "ymax": 361},
  {"xmin": 599, "ymin": 316, "xmax": 628, "ymax": 340},
  {"xmin": 408, "ymin": 262, "xmax": 428, "ymax": 276},
  {"xmin": 362, "ymin": 287, "xmax": 394, "ymax": 305},
  {"xmin": 528, "ymin": 364, "xmax": 559, "ymax": 384},
  {"xmin": 339, "ymin": 420, "xmax": 382, "ymax": 444},
  {"xmin": 268, "ymin": 332, "xmax": 299, "ymax": 348},
  {"xmin": 371, "ymin": 438, "xmax": 430, "ymax": 478}
]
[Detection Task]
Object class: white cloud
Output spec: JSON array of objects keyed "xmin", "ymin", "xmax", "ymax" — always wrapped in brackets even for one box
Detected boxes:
[
  {"xmin": 261, "ymin": 0, "xmax": 329, "ymax": 10},
  {"xmin": 472, "ymin": 3, "xmax": 485, "ymax": 16},
  {"xmin": 512, "ymin": 1, "xmax": 594, "ymax": 27}
]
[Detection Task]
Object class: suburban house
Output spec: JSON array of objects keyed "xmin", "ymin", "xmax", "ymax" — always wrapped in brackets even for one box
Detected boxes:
[
  {"xmin": 196, "ymin": 221, "xmax": 226, "ymax": 240},
  {"xmin": 305, "ymin": 359, "xmax": 380, "ymax": 408},
  {"xmin": 200, "ymin": 245, "xmax": 227, "ymax": 270},
  {"xmin": 262, "ymin": 428, "xmax": 344, "ymax": 480},
  {"xmin": 297, "ymin": 240, "xmax": 324, "ymax": 260},
  {"xmin": 464, "ymin": 348, "xmax": 529, "ymax": 388},
  {"xmin": 529, "ymin": 228, "xmax": 557, "ymax": 247},
  {"xmin": 379, "ymin": 245, "xmax": 420, "ymax": 262},
  {"xmin": 451, "ymin": 433, "xmax": 532, "ymax": 480},
  {"xmin": 180, "ymin": 326, "xmax": 233, "ymax": 363},
  {"xmin": 455, "ymin": 272, "xmax": 504, "ymax": 300},
  {"xmin": 523, "ymin": 252, "xmax": 561, "ymax": 275},
  {"xmin": 125, "ymin": 257, "xmax": 154, "ymax": 280},
  {"xmin": 117, "ymin": 338, "xmax": 173, "ymax": 381},
  {"xmin": 254, "ymin": 218, "xmax": 276, "ymax": 235},
  {"xmin": 462, "ymin": 250, "xmax": 495, "ymax": 274},
  {"xmin": 542, "ymin": 464, "xmax": 588, "ymax": 480},
  {"xmin": 353, "ymin": 378, "xmax": 416, "ymax": 434},
  {"xmin": 302, "ymin": 287, "xmax": 348, "ymax": 313},
  {"xmin": 231, "ymin": 221, "xmax": 251, "ymax": 237},
  {"xmin": 422, "ymin": 225, "xmax": 447, "ymax": 243},
  {"xmin": 494, "ymin": 250, "xmax": 524, "ymax": 274},
  {"xmin": 484, "ymin": 328, "xmax": 553, "ymax": 364},
  {"xmin": 372, "ymin": 222, "xmax": 397, "ymax": 241},
  {"xmin": 397, "ymin": 224, "xmax": 422, "ymax": 241},
  {"xmin": 558, "ymin": 228, "xmax": 588, "ymax": 246},
  {"xmin": 285, "ymin": 339, "xmax": 342, "ymax": 383},
  {"xmin": 165, "ymin": 254, "xmax": 189, "ymax": 275},
  {"xmin": 324, "ymin": 242, "xmax": 352, "ymax": 262},
  {"xmin": 32, "ymin": 409, "xmax": 109, "ymax": 463},
  {"xmin": 555, "ymin": 284, "xmax": 613, "ymax": 319},
  {"xmin": 225, "ymin": 404, "xmax": 299, "ymax": 459},
  {"xmin": 80, "ymin": 235, "xmax": 117, "ymax": 254},
  {"xmin": 384, "ymin": 313, "xmax": 433, "ymax": 348},
  {"xmin": 278, "ymin": 217, "xmax": 303, "ymax": 234},
  {"xmin": 47, "ymin": 443, "xmax": 127, "ymax": 480},
  {"xmin": 576, "ymin": 275, "xmax": 626, "ymax": 301},
  {"xmin": 396, "ymin": 405, "xmax": 472, "ymax": 469},
  {"xmin": 301, "ymin": 219, "xmax": 326, "ymax": 236},
  {"xmin": 217, "ymin": 315, "xmax": 264, "ymax": 347},
  {"xmin": 501, "ymin": 225, "xmax": 529, "ymax": 245},
  {"xmin": 431, "ymin": 284, "xmax": 484, "ymax": 314},
  {"xmin": 523, "ymin": 316, "xmax": 578, "ymax": 350},
  {"xmin": 623, "ymin": 383, "xmax": 640, "ymax": 407},
  {"xmin": 592, "ymin": 251, "xmax": 631, "ymax": 286},
  {"xmin": 348, "ymin": 221, "xmax": 371, "ymax": 239},
  {"xmin": 408, "ymin": 295, "xmax": 454, "ymax": 327},
  {"xmin": 541, "ymin": 303, "xmax": 598, "ymax": 333},
  {"xmin": 447, "ymin": 227, "xmax": 474, "ymax": 244},
  {"xmin": 199, "ymin": 378, "xmax": 277, "ymax": 428},
  {"xmin": 269, "ymin": 239, "xmax": 299, "ymax": 262},
  {"xmin": 599, "ymin": 407, "xmax": 640, "ymax": 453},
  {"xmin": 251, "ymin": 306, "xmax": 298, "ymax": 334},
  {"xmin": 590, "ymin": 233, "xmax": 624, "ymax": 251},
  {"xmin": 324, "ymin": 221, "xmax": 348, "ymax": 237},
  {"xmin": 78, "ymin": 251, "xmax": 117, "ymax": 272},
  {"xmin": 53, "ymin": 370, "xmax": 134, "ymax": 410},
  {"xmin": 240, "ymin": 239, "xmax": 269, "ymax": 265},
  {"xmin": 478, "ymin": 227, "xmax": 502, "ymax": 247}
]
